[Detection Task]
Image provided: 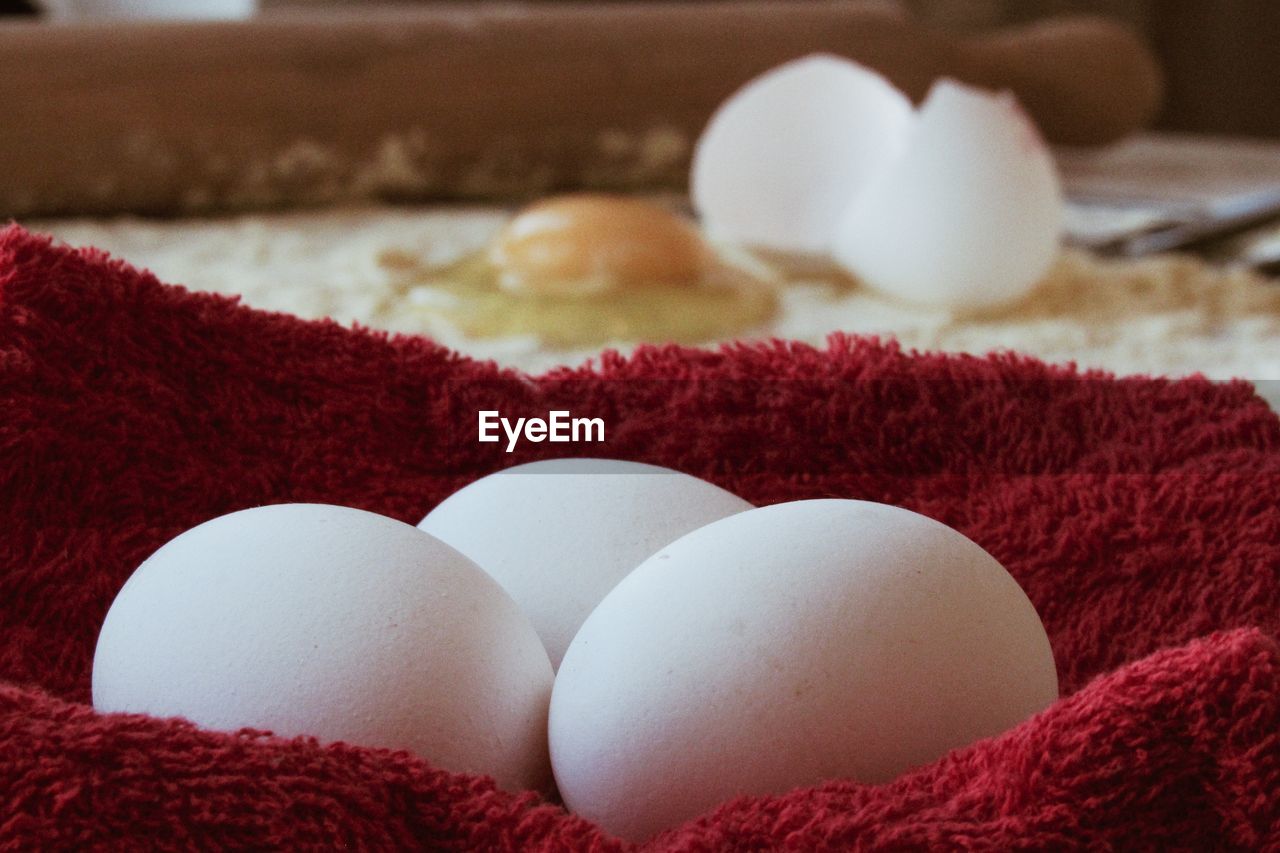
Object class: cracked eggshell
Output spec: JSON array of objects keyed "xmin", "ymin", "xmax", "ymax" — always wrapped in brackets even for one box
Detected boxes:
[
  {"xmin": 833, "ymin": 80, "xmax": 1064, "ymax": 309},
  {"xmin": 92, "ymin": 503, "xmax": 554, "ymax": 793},
  {"xmin": 419, "ymin": 458, "xmax": 752, "ymax": 670},
  {"xmin": 691, "ymin": 54, "xmax": 914, "ymax": 255},
  {"xmin": 550, "ymin": 499, "xmax": 1059, "ymax": 842}
]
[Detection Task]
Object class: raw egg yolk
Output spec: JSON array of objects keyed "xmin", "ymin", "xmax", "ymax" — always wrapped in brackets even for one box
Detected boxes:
[{"xmin": 487, "ymin": 195, "xmax": 712, "ymax": 295}]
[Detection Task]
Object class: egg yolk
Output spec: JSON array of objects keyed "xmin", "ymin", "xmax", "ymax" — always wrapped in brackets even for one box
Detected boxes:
[{"xmin": 489, "ymin": 195, "xmax": 712, "ymax": 295}]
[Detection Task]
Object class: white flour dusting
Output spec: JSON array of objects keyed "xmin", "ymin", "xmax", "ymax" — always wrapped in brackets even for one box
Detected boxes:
[{"xmin": 30, "ymin": 205, "xmax": 1280, "ymax": 410}]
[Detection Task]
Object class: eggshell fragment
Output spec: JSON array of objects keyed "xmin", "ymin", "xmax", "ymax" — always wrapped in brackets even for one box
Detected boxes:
[
  {"xmin": 550, "ymin": 499, "xmax": 1058, "ymax": 842},
  {"xmin": 692, "ymin": 54, "xmax": 914, "ymax": 254},
  {"xmin": 92, "ymin": 503, "xmax": 554, "ymax": 793},
  {"xmin": 832, "ymin": 80, "xmax": 1064, "ymax": 309},
  {"xmin": 419, "ymin": 458, "xmax": 752, "ymax": 669}
]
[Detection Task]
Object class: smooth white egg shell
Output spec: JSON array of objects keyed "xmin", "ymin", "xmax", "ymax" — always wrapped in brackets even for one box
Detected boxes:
[
  {"xmin": 691, "ymin": 54, "xmax": 914, "ymax": 255},
  {"xmin": 419, "ymin": 458, "xmax": 752, "ymax": 669},
  {"xmin": 92, "ymin": 503, "xmax": 554, "ymax": 793},
  {"xmin": 38, "ymin": 0, "xmax": 256, "ymax": 19},
  {"xmin": 832, "ymin": 80, "xmax": 1064, "ymax": 309},
  {"xmin": 550, "ymin": 499, "xmax": 1058, "ymax": 842}
]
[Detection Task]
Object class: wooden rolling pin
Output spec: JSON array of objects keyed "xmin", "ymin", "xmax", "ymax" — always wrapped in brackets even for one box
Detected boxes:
[{"xmin": 0, "ymin": 1, "xmax": 1163, "ymax": 217}]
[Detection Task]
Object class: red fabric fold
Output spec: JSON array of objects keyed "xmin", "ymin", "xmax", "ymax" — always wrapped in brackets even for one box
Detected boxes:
[{"xmin": 1, "ymin": 224, "xmax": 1277, "ymax": 849}]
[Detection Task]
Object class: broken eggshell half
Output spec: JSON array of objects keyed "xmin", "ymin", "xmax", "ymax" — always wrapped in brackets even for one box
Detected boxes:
[
  {"xmin": 691, "ymin": 54, "xmax": 915, "ymax": 257},
  {"xmin": 692, "ymin": 54, "xmax": 1064, "ymax": 311}
]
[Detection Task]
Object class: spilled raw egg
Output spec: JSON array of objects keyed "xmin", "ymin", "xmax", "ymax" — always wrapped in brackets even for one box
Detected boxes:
[
  {"xmin": 381, "ymin": 194, "xmax": 777, "ymax": 347},
  {"xmin": 384, "ymin": 54, "xmax": 1065, "ymax": 348}
]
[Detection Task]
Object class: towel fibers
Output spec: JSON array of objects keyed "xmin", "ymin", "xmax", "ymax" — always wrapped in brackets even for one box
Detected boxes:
[{"xmin": 0, "ymin": 225, "xmax": 1276, "ymax": 850}]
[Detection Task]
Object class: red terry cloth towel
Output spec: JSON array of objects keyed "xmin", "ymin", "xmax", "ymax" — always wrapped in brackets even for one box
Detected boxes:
[{"xmin": 0, "ymin": 224, "xmax": 1277, "ymax": 851}]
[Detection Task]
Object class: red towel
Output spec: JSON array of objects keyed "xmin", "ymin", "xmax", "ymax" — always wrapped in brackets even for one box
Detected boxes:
[{"xmin": 1, "ymin": 224, "xmax": 1277, "ymax": 850}]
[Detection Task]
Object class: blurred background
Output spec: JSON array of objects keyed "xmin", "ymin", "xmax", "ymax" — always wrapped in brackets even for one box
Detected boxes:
[
  {"xmin": 4, "ymin": 0, "xmax": 1278, "ymax": 400},
  {"xmin": 4, "ymin": 0, "xmax": 1275, "ymax": 140},
  {"xmin": 911, "ymin": 0, "xmax": 1279, "ymax": 139}
]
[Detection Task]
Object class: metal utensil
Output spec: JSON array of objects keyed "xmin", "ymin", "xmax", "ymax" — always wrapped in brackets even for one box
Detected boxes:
[
  {"xmin": 1059, "ymin": 134, "xmax": 1280, "ymax": 273},
  {"xmin": 1088, "ymin": 188, "xmax": 1280, "ymax": 259}
]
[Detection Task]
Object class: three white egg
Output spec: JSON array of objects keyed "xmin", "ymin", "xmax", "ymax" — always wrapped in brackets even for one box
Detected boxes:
[
  {"xmin": 87, "ymin": 51, "xmax": 1070, "ymax": 835},
  {"xmin": 89, "ymin": 52, "xmax": 1066, "ymax": 839},
  {"xmin": 93, "ymin": 460, "xmax": 1058, "ymax": 843}
]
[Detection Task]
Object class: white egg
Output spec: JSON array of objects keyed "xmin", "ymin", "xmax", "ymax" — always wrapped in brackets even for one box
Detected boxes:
[
  {"xmin": 691, "ymin": 54, "xmax": 914, "ymax": 255},
  {"xmin": 37, "ymin": 0, "xmax": 256, "ymax": 20},
  {"xmin": 550, "ymin": 499, "xmax": 1058, "ymax": 842},
  {"xmin": 419, "ymin": 458, "xmax": 752, "ymax": 670},
  {"xmin": 831, "ymin": 80, "xmax": 1064, "ymax": 309},
  {"xmin": 92, "ymin": 503, "xmax": 553, "ymax": 793}
]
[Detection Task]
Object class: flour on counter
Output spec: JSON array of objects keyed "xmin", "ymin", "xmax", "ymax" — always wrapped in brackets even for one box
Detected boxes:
[{"xmin": 31, "ymin": 205, "xmax": 1280, "ymax": 411}]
